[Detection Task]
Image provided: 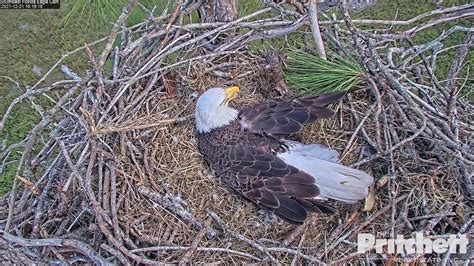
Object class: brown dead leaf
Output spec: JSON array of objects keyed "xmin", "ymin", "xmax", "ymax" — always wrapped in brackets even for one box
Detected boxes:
[
  {"xmin": 345, "ymin": 210, "xmax": 359, "ymax": 226},
  {"xmin": 377, "ymin": 175, "xmax": 389, "ymax": 188},
  {"xmin": 163, "ymin": 72, "xmax": 177, "ymax": 97},
  {"xmin": 16, "ymin": 175, "xmax": 41, "ymax": 195},
  {"xmin": 363, "ymin": 187, "xmax": 376, "ymax": 212}
]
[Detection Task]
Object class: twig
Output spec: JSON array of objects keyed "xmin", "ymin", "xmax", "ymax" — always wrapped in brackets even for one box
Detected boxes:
[
  {"xmin": 0, "ymin": 83, "xmax": 75, "ymax": 133},
  {"xmin": 99, "ymin": 7, "xmax": 272, "ymax": 122},
  {"xmin": 1, "ymin": 230, "xmax": 110, "ymax": 265},
  {"xmin": 178, "ymin": 217, "xmax": 212, "ymax": 265},
  {"xmin": 324, "ymin": 195, "xmax": 408, "ymax": 253},
  {"xmin": 441, "ymin": 215, "xmax": 473, "ymax": 265},
  {"xmin": 290, "ymin": 233, "xmax": 306, "ymax": 266},
  {"xmin": 341, "ymin": 103, "xmax": 375, "ymax": 159},
  {"xmin": 5, "ymin": 74, "xmax": 92, "ymax": 232},
  {"xmin": 138, "ymin": 185, "xmax": 218, "ymax": 239},
  {"xmin": 308, "ymin": 0, "xmax": 326, "ymax": 59},
  {"xmin": 98, "ymin": 0, "xmax": 138, "ymax": 68},
  {"xmin": 131, "ymin": 245, "xmax": 261, "ymax": 261},
  {"xmin": 96, "ymin": 114, "xmax": 193, "ymax": 134},
  {"xmin": 282, "ymin": 223, "xmax": 306, "ymax": 247},
  {"xmin": 406, "ymin": 11, "xmax": 474, "ymax": 35},
  {"xmin": 101, "ymin": 243, "xmax": 129, "ymax": 265},
  {"xmin": 326, "ymin": 3, "xmax": 474, "ymax": 27}
]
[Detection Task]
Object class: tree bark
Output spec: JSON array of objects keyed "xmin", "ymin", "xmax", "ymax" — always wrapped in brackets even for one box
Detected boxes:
[
  {"xmin": 200, "ymin": 0, "xmax": 238, "ymax": 23},
  {"xmin": 212, "ymin": 0, "xmax": 237, "ymax": 22}
]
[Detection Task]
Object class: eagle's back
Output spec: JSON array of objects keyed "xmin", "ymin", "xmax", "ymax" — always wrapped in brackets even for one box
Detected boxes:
[{"xmin": 197, "ymin": 120, "xmax": 284, "ymax": 174}]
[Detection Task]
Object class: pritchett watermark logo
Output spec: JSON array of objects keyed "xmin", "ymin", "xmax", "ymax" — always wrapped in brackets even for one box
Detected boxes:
[{"xmin": 357, "ymin": 233, "xmax": 468, "ymax": 254}]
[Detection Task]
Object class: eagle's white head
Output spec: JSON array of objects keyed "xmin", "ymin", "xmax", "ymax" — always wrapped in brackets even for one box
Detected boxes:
[{"xmin": 195, "ymin": 87, "xmax": 240, "ymax": 133}]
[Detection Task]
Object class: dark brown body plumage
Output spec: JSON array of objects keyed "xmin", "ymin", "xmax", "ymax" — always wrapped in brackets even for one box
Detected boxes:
[{"xmin": 197, "ymin": 91, "xmax": 346, "ymax": 224}]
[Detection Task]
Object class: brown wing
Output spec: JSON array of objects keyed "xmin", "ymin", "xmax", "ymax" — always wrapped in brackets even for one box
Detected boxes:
[
  {"xmin": 239, "ymin": 91, "xmax": 346, "ymax": 135},
  {"xmin": 222, "ymin": 143, "xmax": 333, "ymax": 224}
]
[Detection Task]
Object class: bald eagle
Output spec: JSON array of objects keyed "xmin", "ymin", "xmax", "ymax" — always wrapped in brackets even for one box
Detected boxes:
[{"xmin": 195, "ymin": 87, "xmax": 373, "ymax": 224}]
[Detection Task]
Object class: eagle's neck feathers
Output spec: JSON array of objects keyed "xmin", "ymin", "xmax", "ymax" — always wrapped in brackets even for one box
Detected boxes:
[{"xmin": 195, "ymin": 105, "xmax": 239, "ymax": 133}]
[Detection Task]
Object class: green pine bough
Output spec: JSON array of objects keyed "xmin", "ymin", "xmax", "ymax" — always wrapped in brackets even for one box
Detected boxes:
[{"xmin": 285, "ymin": 50, "xmax": 367, "ymax": 95}]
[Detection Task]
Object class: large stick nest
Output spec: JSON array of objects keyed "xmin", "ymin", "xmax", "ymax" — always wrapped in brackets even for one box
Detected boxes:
[{"xmin": 1, "ymin": 1, "xmax": 473, "ymax": 264}]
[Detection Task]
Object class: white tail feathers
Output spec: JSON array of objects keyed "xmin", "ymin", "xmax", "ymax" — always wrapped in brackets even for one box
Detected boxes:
[{"xmin": 279, "ymin": 141, "xmax": 373, "ymax": 204}]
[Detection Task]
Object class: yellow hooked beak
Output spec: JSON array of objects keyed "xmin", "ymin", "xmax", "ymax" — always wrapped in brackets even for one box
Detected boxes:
[{"xmin": 223, "ymin": 86, "xmax": 240, "ymax": 105}]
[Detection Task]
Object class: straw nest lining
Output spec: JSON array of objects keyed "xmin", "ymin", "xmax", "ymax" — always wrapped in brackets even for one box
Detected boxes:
[{"xmin": 0, "ymin": 1, "xmax": 473, "ymax": 264}]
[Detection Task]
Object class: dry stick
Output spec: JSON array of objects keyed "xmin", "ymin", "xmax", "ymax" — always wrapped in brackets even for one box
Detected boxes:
[
  {"xmin": 323, "ymin": 195, "xmax": 408, "ymax": 255},
  {"xmin": 138, "ymin": 185, "xmax": 218, "ymax": 239},
  {"xmin": 346, "ymin": 95, "xmax": 378, "ymax": 151},
  {"xmin": 96, "ymin": 114, "xmax": 193, "ymax": 134},
  {"xmin": 0, "ymin": 139, "xmax": 26, "ymax": 162},
  {"xmin": 28, "ymin": 27, "xmax": 142, "ymax": 93},
  {"xmin": 446, "ymin": 33, "xmax": 473, "ymax": 137},
  {"xmin": 99, "ymin": 7, "xmax": 272, "ymax": 123},
  {"xmin": 13, "ymin": 152, "xmax": 61, "ymax": 218},
  {"xmin": 119, "ymin": 46, "xmax": 243, "ymax": 82},
  {"xmin": 5, "ymin": 74, "xmax": 92, "ymax": 232},
  {"xmin": 83, "ymin": 139, "xmax": 159, "ymax": 264},
  {"xmin": 58, "ymin": 140, "xmax": 85, "ymax": 191},
  {"xmin": 29, "ymin": 120, "xmax": 66, "ymax": 169},
  {"xmin": 137, "ymin": 50, "xmax": 238, "ymax": 80},
  {"xmin": 101, "ymin": 243, "xmax": 130, "ymax": 265},
  {"xmin": 364, "ymin": 22, "xmax": 471, "ymax": 162},
  {"xmin": 1, "ymin": 230, "xmax": 110, "ymax": 265},
  {"xmin": 351, "ymin": 118, "xmax": 427, "ymax": 167},
  {"xmin": 398, "ymin": 26, "xmax": 473, "ymax": 69},
  {"xmin": 142, "ymin": 3, "xmax": 474, "ymax": 32},
  {"xmin": 98, "ymin": 0, "xmax": 138, "ymax": 69},
  {"xmin": 329, "ymin": 251, "xmax": 372, "ymax": 265},
  {"xmin": 341, "ymin": 104, "xmax": 375, "ymax": 159},
  {"xmin": 408, "ymin": 212, "xmax": 457, "ymax": 222},
  {"xmin": 282, "ymin": 223, "xmax": 306, "ymax": 247},
  {"xmin": 267, "ymin": 0, "xmax": 302, "ymax": 17},
  {"xmin": 130, "ymin": 246, "xmax": 261, "ymax": 261},
  {"xmin": 245, "ymin": 15, "xmax": 309, "ymax": 43},
  {"xmin": 49, "ymin": 246, "xmax": 68, "ymax": 264},
  {"xmin": 0, "ymin": 81, "xmax": 76, "ymax": 133},
  {"xmin": 163, "ymin": 0, "xmax": 184, "ymax": 44},
  {"xmin": 329, "ymin": 3, "xmax": 474, "ymax": 27},
  {"xmin": 367, "ymin": 77, "xmax": 383, "ymax": 151},
  {"xmin": 108, "ymin": 163, "xmax": 122, "ymax": 242},
  {"xmin": 290, "ymin": 233, "xmax": 306, "ymax": 266},
  {"xmin": 178, "ymin": 217, "xmax": 212, "ymax": 265},
  {"xmin": 404, "ymin": 37, "xmax": 445, "ymax": 95},
  {"xmin": 31, "ymin": 156, "xmax": 64, "ymax": 238},
  {"xmin": 441, "ymin": 215, "xmax": 474, "ymax": 265},
  {"xmin": 115, "ymin": 72, "xmax": 159, "ymax": 123},
  {"xmin": 406, "ymin": 11, "xmax": 474, "ymax": 35},
  {"xmin": 156, "ymin": 4, "xmax": 474, "ymax": 32},
  {"xmin": 308, "ymin": 0, "xmax": 326, "ymax": 60},
  {"xmin": 84, "ymin": 45, "xmax": 105, "ymax": 104},
  {"xmin": 368, "ymin": 40, "xmax": 474, "ymax": 162},
  {"xmin": 138, "ymin": 27, "xmax": 190, "ymax": 75},
  {"xmin": 208, "ymin": 210, "xmax": 278, "ymax": 263},
  {"xmin": 424, "ymin": 203, "xmax": 456, "ymax": 233},
  {"xmin": 23, "ymin": 2, "xmax": 163, "ymax": 98},
  {"xmin": 266, "ymin": 247, "xmax": 326, "ymax": 264},
  {"xmin": 208, "ymin": 210, "xmax": 326, "ymax": 264},
  {"xmin": 102, "ymin": 159, "xmax": 110, "ymax": 211}
]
